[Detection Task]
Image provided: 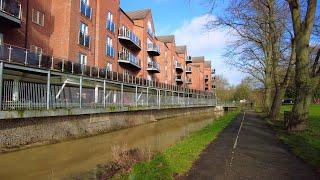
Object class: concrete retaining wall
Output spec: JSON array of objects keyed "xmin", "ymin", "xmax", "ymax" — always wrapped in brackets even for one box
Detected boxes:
[{"xmin": 0, "ymin": 106, "xmax": 218, "ymax": 151}]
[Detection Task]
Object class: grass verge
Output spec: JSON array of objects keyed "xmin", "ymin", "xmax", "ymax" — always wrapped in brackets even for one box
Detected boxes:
[
  {"xmin": 122, "ymin": 110, "xmax": 239, "ymax": 179},
  {"xmin": 269, "ymin": 105, "xmax": 320, "ymax": 168}
]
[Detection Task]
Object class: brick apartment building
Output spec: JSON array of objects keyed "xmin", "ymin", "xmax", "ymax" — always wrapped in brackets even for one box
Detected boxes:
[{"xmin": 0, "ymin": 0, "xmax": 213, "ymax": 92}]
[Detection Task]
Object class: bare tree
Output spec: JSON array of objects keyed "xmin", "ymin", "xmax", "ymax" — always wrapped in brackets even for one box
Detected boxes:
[
  {"xmin": 286, "ymin": 0, "xmax": 319, "ymax": 131},
  {"xmin": 206, "ymin": 0, "xmax": 294, "ymax": 118}
]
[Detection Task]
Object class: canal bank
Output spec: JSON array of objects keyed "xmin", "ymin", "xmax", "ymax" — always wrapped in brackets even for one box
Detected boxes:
[
  {"xmin": 0, "ymin": 109, "xmax": 223, "ymax": 179},
  {"xmin": 0, "ymin": 106, "xmax": 220, "ymax": 151}
]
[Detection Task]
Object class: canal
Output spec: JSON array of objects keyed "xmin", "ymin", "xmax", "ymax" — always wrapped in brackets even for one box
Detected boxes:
[{"xmin": 0, "ymin": 111, "xmax": 222, "ymax": 179}]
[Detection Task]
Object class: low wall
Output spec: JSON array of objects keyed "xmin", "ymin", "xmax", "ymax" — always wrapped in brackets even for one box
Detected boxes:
[{"xmin": 0, "ymin": 106, "xmax": 218, "ymax": 151}]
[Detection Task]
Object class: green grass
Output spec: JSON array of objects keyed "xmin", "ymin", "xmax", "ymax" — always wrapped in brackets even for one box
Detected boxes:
[
  {"xmin": 271, "ymin": 104, "xmax": 320, "ymax": 168},
  {"xmin": 125, "ymin": 111, "xmax": 239, "ymax": 179}
]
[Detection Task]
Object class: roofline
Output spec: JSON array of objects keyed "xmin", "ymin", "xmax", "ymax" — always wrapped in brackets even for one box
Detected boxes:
[{"xmin": 120, "ymin": 8, "xmax": 135, "ymax": 23}]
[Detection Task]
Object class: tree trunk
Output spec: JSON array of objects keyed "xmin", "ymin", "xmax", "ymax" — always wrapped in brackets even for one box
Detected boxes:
[
  {"xmin": 269, "ymin": 87, "xmax": 285, "ymax": 121},
  {"xmin": 289, "ymin": 36, "xmax": 313, "ymax": 131}
]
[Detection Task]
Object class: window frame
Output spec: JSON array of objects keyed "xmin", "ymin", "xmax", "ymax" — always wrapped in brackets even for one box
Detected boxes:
[{"xmin": 32, "ymin": 9, "xmax": 45, "ymax": 27}]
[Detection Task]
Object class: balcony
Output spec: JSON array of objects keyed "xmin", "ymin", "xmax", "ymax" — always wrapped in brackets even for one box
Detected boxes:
[
  {"xmin": 211, "ymin": 69, "xmax": 216, "ymax": 74},
  {"xmin": 79, "ymin": 31, "xmax": 90, "ymax": 48},
  {"xmin": 118, "ymin": 26, "xmax": 141, "ymax": 51},
  {"xmin": 175, "ymin": 62, "xmax": 183, "ymax": 72},
  {"xmin": 147, "ymin": 43, "xmax": 160, "ymax": 56},
  {"xmin": 186, "ymin": 56, "xmax": 192, "ymax": 63},
  {"xmin": 186, "ymin": 66, "xmax": 192, "ymax": 73},
  {"xmin": 118, "ymin": 51, "xmax": 141, "ymax": 70},
  {"xmin": 186, "ymin": 78, "xmax": 192, "ymax": 84},
  {"xmin": 80, "ymin": 1, "xmax": 92, "ymax": 19},
  {"xmin": 175, "ymin": 75, "xmax": 183, "ymax": 83},
  {"xmin": 0, "ymin": 0, "xmax": 22, "ymax": 27},
  {"xmin": 107, "ymin": 20, "xmax": 115, "ymax": 33},
  {"xmin": 147, "ymin": 60, "xmax": 160, "ymax": 73}
]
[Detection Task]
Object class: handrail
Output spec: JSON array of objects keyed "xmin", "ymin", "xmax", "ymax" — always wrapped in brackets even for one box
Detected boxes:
[{"xmin": 0, "ymin": 43, "xmax": 214, "ymax": 96}]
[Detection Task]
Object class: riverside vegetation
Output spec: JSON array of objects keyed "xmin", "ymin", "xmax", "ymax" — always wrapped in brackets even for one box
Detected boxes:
[{"xmin": 75, "ymin": 111, "xmax": 239, "ymax": 179}]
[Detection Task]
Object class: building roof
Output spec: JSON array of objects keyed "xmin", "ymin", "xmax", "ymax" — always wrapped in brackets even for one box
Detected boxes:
[
  {"xmin": 192, "ymin": 56, "xmax": 205, "ymax": 63},
  {"xmin": 156, "ymin": 35, "xmax": 175, "ymax": 43},
  {"xmin": 205, "ymin": 61, "xmax": 212, "ymax": 68},
  {"xmin": 176, "ymin": 46, "xmax": 187, "ymax": 54},
  {"xmin": 126, "ymin": 9, "xmax": 151, "ymax": 20}
]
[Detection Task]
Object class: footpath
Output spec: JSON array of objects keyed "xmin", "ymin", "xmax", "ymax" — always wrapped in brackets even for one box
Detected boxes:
[{"xmin": 185, "ymin": 111, "xmax": 319, "ymax": 180}]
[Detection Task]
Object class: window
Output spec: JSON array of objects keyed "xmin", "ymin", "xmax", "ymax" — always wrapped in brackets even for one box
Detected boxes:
[
  {"xmin": 79, "ymin": 53, "xmax": 87, "ymax": 65},
  {"xmin": 80, "ymin": 0, "xmax": 92, "ymax": 19},
  {"xmin": 30, "ymin": 45, "xmax": 43, "ymax": 54},
  {"xmin": 107, "ymin": 12, "xmax": 115, "ymax": 32},
  {"xmin": 147, "ymin": 21, "xmax": 154, "ymax": 37},
  {"xmin": 80, "ymin": 22, "xmax": 88, "ymax": 34},
  {"xmin": 79, "ymin": 22, "xmax": 90, "ymax": 47},
  {"xmin": 106, "ymin": 36, "xmax": 114, "ymax": 57},
  {"xmin": 106, "ymin": 62, "xmax": 112, "ymax": 71},
  {"xmin": 32, "ymin": 9, "xmax": 44, "ymax": 26}
]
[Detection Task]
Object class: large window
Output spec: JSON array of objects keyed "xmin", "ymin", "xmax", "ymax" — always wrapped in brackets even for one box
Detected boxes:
[
  {"xmin": 107, "ymin": 12, "xmax": 115, "ymax": 33},
  {"xmin": 32, "ymin": 9, "xmax": 44, "ymax": 26},
  {"xmin": 147, "ymin": 21, "xmax": 154, "ymax": 37},
  {"xmin": 106, "ymin": 36, "xmax": 114, "ymax": 57},
  {"xmin": 79, "ymin": 22, "xmax": 90, "ymax": 48},
  {"xmin": 80, "ymin": 0, "xmax": 92, "ymax": 19},
  {"xmin": 79, "ymin": 53, "xmax": 87, "ymax": 65}
]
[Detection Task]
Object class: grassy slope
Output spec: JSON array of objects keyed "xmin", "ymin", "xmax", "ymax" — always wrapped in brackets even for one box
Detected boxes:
[
  {"xmin": 126, "ymin": 111, "xmax": 239, "ymax": 180},
  {"xmin": 272, "ymin": 105, "xmax": 320, "ymax": 168}
]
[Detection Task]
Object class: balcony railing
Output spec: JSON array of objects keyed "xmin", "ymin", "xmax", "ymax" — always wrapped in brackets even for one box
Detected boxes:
[
  {"xmin": 118, "ymin": 26, "xmax": 141, "ymax": 50},
  {"xmin": 175, "ymin": 62, "xmax": 183, "ymax": 72},
  {"xmin": 147, "ymin": 43, "xmax": 160, "ymax": 56},
  {"xmin": 79, "ymin": 31, "xmax": 90, "ymax": 48},
  {"xmin": 186, "ymin": 56, "xmax": 192, "ymax": 63},
  {"xmin": 147, "ymin": 60, "xmax": 160, "ymax": 73},
  {"xmin": 0, "ymin": 43, "xmax": 214, "ymax": 96},
  {"xmin": 186, "ymin": 66, "xmax": 192, "ymax": 73},
  {"xmin": 0, "ymin": 0, "xmax": 22, "ymax": 26},
  {"xmin": 107, "ymin": 20, "xmax": 115, "ymax": 33},
  {"xmin": 118, "ymin": 51, "xmax": 141, "ymax": 69},
  {"xmin": 80, "ymin": 1, "xmax": 92, "ymax": 19}
]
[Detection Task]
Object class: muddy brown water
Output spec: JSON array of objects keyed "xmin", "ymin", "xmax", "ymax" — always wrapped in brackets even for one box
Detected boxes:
[{"xmin": 0, "ymin": 111, "xmax": 223, "ymax": 179}]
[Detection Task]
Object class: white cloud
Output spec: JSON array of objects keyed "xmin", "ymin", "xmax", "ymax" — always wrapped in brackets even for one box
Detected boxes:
[{"xmin": 173, "ymin": 14, "xmax": 245, "ymax": 85}]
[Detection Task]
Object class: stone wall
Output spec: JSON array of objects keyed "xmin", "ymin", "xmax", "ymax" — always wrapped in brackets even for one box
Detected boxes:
[{"xmin": 0, "ymin": 106, "xmax": 218, "ymax": 151}]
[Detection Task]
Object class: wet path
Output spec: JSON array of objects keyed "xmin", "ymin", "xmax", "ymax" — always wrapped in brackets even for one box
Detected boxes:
[
  {"xmin": 186, "ymin": 111, "xmax": 319, "ymax": 180},
  {"xmin": 0, "ymin": 112, "xmax": 222, "ymax": 179}
]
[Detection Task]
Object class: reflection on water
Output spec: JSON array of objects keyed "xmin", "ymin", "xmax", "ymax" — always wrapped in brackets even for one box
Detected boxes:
[{"xmin": 0, "ymin": 111, "xmax": 223, "ymax": 179}]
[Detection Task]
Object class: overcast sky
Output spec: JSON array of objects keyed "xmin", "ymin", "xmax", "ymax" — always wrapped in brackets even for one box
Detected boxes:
[{"xmin": 121, "ymin": 0, "xmax": 246, "ymax": 85}]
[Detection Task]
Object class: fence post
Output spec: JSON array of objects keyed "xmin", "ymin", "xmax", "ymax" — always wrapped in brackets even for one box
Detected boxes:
[
  {"xmin": 103, "ymin": 80, "xmax": 106, "ymax": 108},
  {"xmin": 121, "ymin": 83, "xmax": 123, "ymax": 109},
  {"xmin": 178, "ymin": 92, "xmax": 180, "ymax": 106},
  {"xmin": 146, "ymin": 87, "xmax": 149, "ymax": 107},
  {"xmin": 0, "ymin": 62, "xmax": 3, "ymax": 110},
  {"xmin": 46, "ymin": 71, "xmax": 51, "ymax": 110},
  {"xmin": 164, "ymin": 90, "xmax": 167, "ymax": 107},
  {"xmin": 158, "ymin": 89, "xmax": 161, "ymax": 109},
  {"xmin": 135, "ymin": 85, "xmax": 138, "ymax": 107},
  {"xmin": 79, "ymin": 76, "xmax": 83, "ymax": 108}
]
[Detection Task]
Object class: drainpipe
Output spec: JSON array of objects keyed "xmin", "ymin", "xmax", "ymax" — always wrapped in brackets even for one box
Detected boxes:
[{"xmin": 24, "ymin": 0, "xmax": 30, "ymax": 49}]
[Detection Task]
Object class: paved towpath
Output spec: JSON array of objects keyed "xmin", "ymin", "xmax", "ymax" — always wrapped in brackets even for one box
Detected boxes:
[{"xmin": 185, "ymin": 111, "xmax": 319, "ymax": 180}]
